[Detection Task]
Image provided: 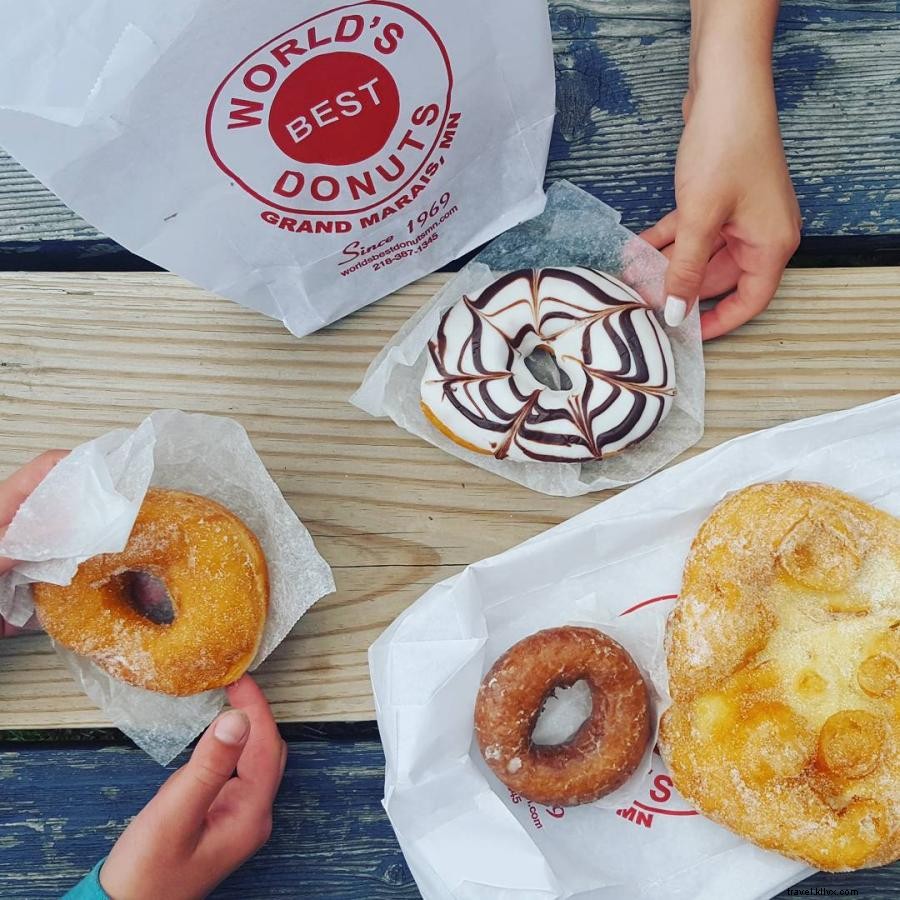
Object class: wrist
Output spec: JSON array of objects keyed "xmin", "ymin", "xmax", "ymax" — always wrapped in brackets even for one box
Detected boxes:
[{"xmin": 689, "ymin": 0, "xmax": 779, "ymax": 93}]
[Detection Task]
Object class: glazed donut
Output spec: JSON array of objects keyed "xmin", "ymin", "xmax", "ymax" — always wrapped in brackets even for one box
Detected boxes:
[
  {"xmin": 474, "ymin": 626, "xmax": 651, "ymax": 806},
  {"xmin": 660, "ymin": 482, "xmax": 900, "ymax": 871},
  {"xmin": 421, "ymin": 267, "xmax": 676, "ymax": 462},
  {"xmin": 32, "ymin": 489, "xmax": 268, "ymax": 696}
]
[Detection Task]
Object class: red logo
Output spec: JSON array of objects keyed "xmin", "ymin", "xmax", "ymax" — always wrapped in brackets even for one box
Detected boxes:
[
  {"xmin": 616, "ymin": 766, "xmax": 699, "ymax": 829},
  {"xmin": 206, "ymin": 1, "xmax": 455, "ymax": 218},
  {"xmin": 615, "ymin": 592, "xmax": 698, "ymax": 828}
]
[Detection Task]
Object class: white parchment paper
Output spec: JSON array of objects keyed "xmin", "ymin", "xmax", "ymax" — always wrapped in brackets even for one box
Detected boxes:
[
  {"xmin": 352, "ymin": 181, "xmax": 705, "ymax": 497},
  {"xmin": 0, "ymin": 410, "xmax": 335, "ymax": 764},
  {"xmin": 370, "ymin": 394, "xmax": 900, "ymax": 900}
]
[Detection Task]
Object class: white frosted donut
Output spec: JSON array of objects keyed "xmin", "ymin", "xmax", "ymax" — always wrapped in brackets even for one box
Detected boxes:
[{"xmin": 420, "ymin": 267, "xmax": 676, "ymax": 463}]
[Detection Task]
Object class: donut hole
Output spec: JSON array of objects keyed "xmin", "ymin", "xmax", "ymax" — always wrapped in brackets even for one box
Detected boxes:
[
  {"xmin": 532, "ymin": 679, "xmax": 592, "ymax": 745},
  {"xmin": 120, "ymin": 570, "xmax": 175, "ymax": 626},
  {"xmin": 523, "ymin": 346, "xmax": 572, "ymax": 392}
]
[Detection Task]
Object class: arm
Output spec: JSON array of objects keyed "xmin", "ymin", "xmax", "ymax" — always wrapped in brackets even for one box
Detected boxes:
[{"xmin": 642, "ymin": 0, "xmax": 801, "ymax": 339}]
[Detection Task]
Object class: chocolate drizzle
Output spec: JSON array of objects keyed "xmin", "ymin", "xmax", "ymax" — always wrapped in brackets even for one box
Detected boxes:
[{"xmin": 421, "ymin": 267, "xmax": 676, "ymax": 463}]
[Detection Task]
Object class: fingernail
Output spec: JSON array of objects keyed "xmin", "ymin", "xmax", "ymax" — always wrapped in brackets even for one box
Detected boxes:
[
  {"xmin": 214, "ymin": 710, "xmax": 249, "ymax": 746},
  {"xmin": 664, "ymin": 295, "xmax": 688, "ymax": 327}
]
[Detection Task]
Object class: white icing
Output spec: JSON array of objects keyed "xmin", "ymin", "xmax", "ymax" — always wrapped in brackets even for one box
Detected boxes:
[{"xmin": 421, "ymin": 267, "xmax": 676, "ymax": 462}]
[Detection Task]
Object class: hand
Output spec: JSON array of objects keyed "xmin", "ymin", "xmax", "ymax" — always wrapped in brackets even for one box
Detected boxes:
[
  {"xmin": 641, "ymin": 2, "xmax": 802, "ymax": 340},
  {"xmin": 0, "ymin": 450, "xmax": 68, "ymax": 636},
  {"xmin": 100, "ymin": 676, "xmax": 287, "ymax": 900}
]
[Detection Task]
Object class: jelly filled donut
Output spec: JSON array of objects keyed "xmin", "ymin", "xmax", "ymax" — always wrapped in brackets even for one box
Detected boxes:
[
  {"xmin": 421, "ymin": 267, "xmax": 676, "ymax": 462},
  {"xmin": 475, "ymin": 626, "xmax": 651, "ymax": 806},
  {"xmin": 32, "ymin": 489, "xmax": 269, "ymax": 696}
]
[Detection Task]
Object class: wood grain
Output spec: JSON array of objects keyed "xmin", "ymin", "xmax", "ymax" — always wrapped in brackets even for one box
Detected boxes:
[
  {"xmin": 0, "ymin": 267, "xmax": 898, "ymax": 727},
  {"xmin": 0, "ymin": 0, "xmax": 897, "ymax": 257},
  {"xmin": 1, "ymin": 743, "xmax": 897, "ymax": 899},
  {"xmin": 547, "ymin": 0, "xmax": 900, "ymax": 235}
]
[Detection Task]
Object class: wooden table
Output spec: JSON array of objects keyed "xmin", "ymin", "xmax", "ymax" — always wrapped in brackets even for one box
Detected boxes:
[
  {"xmin": 1, "ymin": 267, "xmax": 900, "ymax": 729},
  {"xmin": 1, "ymin": 0, "xmax": 899, "ymax": 896},
  {"xmin": 1, "ymin": 268, "xmax": 899, "ymax": 900}
]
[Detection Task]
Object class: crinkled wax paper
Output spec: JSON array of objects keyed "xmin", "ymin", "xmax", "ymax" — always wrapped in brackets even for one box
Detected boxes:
[
  {"xmin": 370, "ymin": 394, "xmax": 900, "ymax": 900},
  {"xmin": 352, "ymin": 181, "xmax": 705, "ymax": 497},
  {"xmin": 0, "ymin": 410, "xmax": 334, "ymax": 764}
]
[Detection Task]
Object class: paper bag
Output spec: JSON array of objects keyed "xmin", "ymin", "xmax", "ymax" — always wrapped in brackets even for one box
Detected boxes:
[
  {"xmin": 370, "ymin": 394, "xmax": 900, "ymax": 899},
  {"xmin": 0, "ymin": 0, "xmax": 555, "ymax": 336}
]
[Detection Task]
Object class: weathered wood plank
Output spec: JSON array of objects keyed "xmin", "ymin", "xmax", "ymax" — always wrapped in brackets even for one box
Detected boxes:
[
  {"xmin": 0, "ymin": 0, "xmax": 896, "ymax": 263},
  {"xmin": 548, "ymin": 0, "xmax": 898, "ymax": 38},
  {"xmin": 547, "ymin": 2, "xmax": 900, "ymax": 236},
  {"xmin": 0, "ymin": 267, "xmax": 898, "ymax": 727},
  {"xmin": 0, "ymin": 743, "xmax": 897, "ymax": 898},
  {"xmin": 0, "ymin": 742, "xmax": 418, "ymax": 899}
]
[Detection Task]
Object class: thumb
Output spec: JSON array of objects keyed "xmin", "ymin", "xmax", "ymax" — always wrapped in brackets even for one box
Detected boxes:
[
  {"xmin": 663, "ymin": 217, "xmax": 720, "ymax": 327},
  {"xmin": 160, "ymin": 709, "xmax": 250, "ymax": 824}
]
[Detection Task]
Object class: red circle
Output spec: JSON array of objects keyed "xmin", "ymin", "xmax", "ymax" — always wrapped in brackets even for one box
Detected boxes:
[
  {"xmin": 267, "ymin": 52, "xmax": 400, "ymax": 166},
  {"xmin": 205, "ymin": 1, "xmax": 454, "ymax": 216}
]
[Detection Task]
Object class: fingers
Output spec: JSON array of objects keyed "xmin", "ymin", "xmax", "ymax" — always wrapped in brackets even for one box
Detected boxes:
[
  {"xmin": 639, "ymin": 210, "xmax": 678, "ymax": 250},
  {"xmin": 0, "ymin": 450, "xmax": 68, "ymax": 529},
  {"xmin": 700, "ymin": 269, "xmax": 783, "ymax": 341},
  {"xmin": 664, "ymin": 213, "xmax": 723, "ymax": 327},
  {"xmin": 0, "ymin": 450, "xmax": 68, "ymax": 576},
  {"xmin": 157, "ymin": 708, "xmax": 250, "ymax": 825},
  {"xmin": 227, "ymin": 676, "xmax": 285, "ymax": 805},
  {"xmin": 0, "ymin": 620, "xmax": 30, "ymax": 638},
  {"xmin": 698, "ymin": 245, "xmax": 741, "ymax": 299}
]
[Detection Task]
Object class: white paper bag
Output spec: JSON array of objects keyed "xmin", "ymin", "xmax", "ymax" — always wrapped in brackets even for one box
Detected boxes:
[
  {"xmin": 370, "ymin": 394, "xmax": 900, "ymax": 899},
  {"xmin": 0, "ymin": 410, "xmax": 335, "ymax": 764},
  {"xmin": 0, "ymin": 1, "xmax": 555, "ymax": 337}
]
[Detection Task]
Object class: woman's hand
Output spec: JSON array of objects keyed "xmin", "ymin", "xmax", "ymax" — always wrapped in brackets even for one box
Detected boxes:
[
  {"xmin": 0, "ymin": 450, "xmax": 68, "ymax": 636},
  {"xmin": 641, "ymin": 0, "xmax": 802, "ymax": 340},
  {"xmin": 100, "ymin": 676, "xmax": 287, "ymax": 900}
]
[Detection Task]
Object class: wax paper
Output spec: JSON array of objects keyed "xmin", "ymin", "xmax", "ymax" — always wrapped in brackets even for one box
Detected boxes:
[
  {"xmin": 370, "ymin": 393, "xmax": 900, "ymax": 900},
  {"xmin": 0, "ymin": 410, "xmax": 334, "ymax": 764},
  {"xmin": 351, "ymin": 181, "xmax": 705, "ymax": 496}
]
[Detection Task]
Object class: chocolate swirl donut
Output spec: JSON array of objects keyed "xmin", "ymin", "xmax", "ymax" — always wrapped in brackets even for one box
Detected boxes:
[{"xmin": 420, "ymin": 267, "xmax": 676, "ymax": 463}]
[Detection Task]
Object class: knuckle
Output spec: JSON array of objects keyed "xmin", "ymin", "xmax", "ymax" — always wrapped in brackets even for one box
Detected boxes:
[
  {"xmin": 671, "ymin": 257, "xmax": 706, "ymax": 285},
  {"xmin": 772, "ymin": 228, "xmax": 801, "ymax": 257},
  {"xmin": 191, "ymin": 760, "xmax": 230, "ymax": 789}
]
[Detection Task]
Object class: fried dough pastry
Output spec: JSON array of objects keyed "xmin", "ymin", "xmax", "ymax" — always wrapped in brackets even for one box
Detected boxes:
[
  {"xmin": 659, "ymin": 482, "xmax": 900, "ymax": 871},
  {"xmin": 33, "ymin": 489, "xmax": 269, "ymax": 696}
]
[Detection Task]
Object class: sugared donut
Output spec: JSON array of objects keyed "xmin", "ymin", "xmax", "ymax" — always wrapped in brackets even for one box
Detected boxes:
[
  {"xmin": 474, "ymin": 626, "xmax": 651, "ymax": 806},
  {"xmin": 659, "ymin": 482, "xmax": 900, "ymax": 871},
  {"xmin": 32, "ymin": 489, "xmax": 268, "ymax": 696},
  {"xmin": 421, "ymin": 267, "xmax": 675, "ymax": 462}
]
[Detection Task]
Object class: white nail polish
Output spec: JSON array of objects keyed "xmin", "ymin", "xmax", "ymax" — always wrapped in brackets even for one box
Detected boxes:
[{"xmin": 664, "ymin": 295, "xmax": 688, "ymax": 327}]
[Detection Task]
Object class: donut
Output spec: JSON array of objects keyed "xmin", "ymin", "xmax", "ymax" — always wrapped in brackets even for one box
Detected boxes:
[
  {"xmin": 474, "ymin": 626, "xmax": 651, "ymax": 806},
  {"xmin": 659, "ymin": 482, "xmax": 900, "ymax": 871},
  {"xmin": 32, "ymin": 488, "xmax": 269, "ymax": 696},
  {"xmin": 421, "ymin": 267, "xmax": 676, "ymax": 462}
]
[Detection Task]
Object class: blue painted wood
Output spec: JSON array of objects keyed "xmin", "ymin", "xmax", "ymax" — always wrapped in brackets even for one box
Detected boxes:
[
  {"xmin": 0, "ymin": 0, "xmax": 897, "ymax": 268},
  {"xmin": 546, "ymin": 1, "xmax": 900, "ymax": 238},
  {"xmin": 1, "ymin": 741, "xmax": 898, "ymax": 899}
]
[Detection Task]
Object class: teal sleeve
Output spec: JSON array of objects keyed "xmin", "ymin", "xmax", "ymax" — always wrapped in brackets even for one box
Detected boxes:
[{"xmin": 62, "ymin": 858, "xmax": 111, "ymax": 899}]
